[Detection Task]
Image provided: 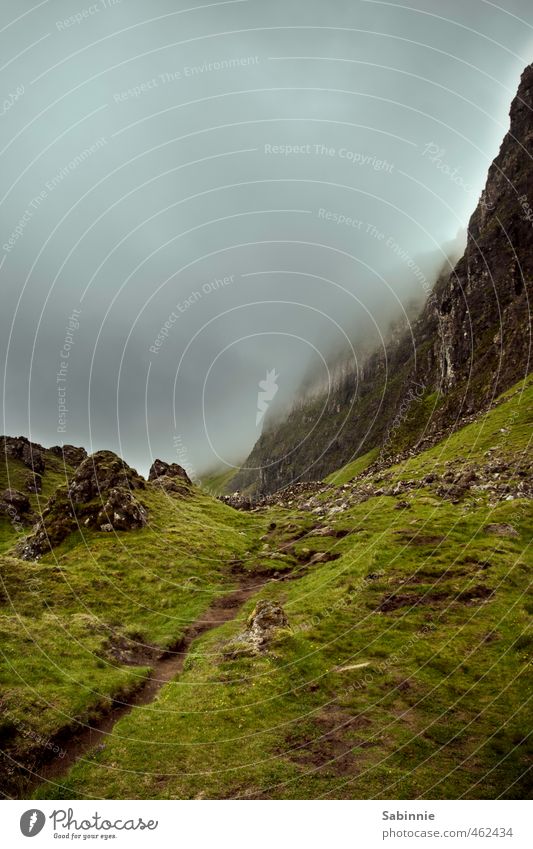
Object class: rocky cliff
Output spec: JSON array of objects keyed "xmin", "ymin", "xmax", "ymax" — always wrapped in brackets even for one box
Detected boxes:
[{"xmin": 231, "ymin": 64, "xmax": 533, "ymax": 497}]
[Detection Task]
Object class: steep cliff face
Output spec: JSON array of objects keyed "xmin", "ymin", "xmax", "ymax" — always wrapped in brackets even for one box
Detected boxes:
[
  {"xmin": 232, "ymin": 64, "xmax": 533, "ymax": 497},
  {"xmin": 434, "ymin": 64, "xmax": 532, "ymax": 402}
]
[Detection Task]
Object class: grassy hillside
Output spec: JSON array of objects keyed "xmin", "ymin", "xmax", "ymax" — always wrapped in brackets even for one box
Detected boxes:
[
  {"xmin": 24, "ymin": 376, "xmax": 531, "ymax": 800},
  {"xmin": 325, "ymin": 448, "xmax": 379, "ymax": 486},
  {"xmin": 199, "ymin": 466, "xmax": 239, "ymax": 496},
  {"xmin": 0, "ymin": 482, "xmax": 265, "ymax": 795}
]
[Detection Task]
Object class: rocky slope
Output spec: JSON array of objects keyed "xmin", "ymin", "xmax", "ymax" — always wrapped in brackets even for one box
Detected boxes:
[
  {"xmin": 231, "ymin": 63, "xmax": 533, "ymax": 497},
  {"xmin": 16, "ymin": 450, "xmax": 148, "ymax": 559},
  {"xmin": 14, "ymin": 453, "xmax": 193, "ymax": 560},
  {"xmin": 0, "ymin": 438, "xmax": 88, "ymax": 537}
]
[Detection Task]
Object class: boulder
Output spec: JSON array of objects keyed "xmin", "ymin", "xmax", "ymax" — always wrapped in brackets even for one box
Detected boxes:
[
  {"xmin": 95, "ymin": 488, "xmax": 147, "ymax": 531},
  {"xmin": 226, "ymin": 601, "xmax": 289, "ymax": 656},
  {"xmin": 1, "ymin": 488, "xmax": 31, "ymax": 514},
  {"xmin": 148, "ymin": 459, "xmax": 191, "ymax": 485},
  {"xmin": 21, "ymin": 443, "xmax": 45, "ymax": 474},
  {"xmin": 150, "ymin": 475, "xmax": 191, "ymax": 496},
  {"xmin": 49, "ymin": 444, "xmax": 88, "ymax": 468},
  {"xmin": 68, "ymin": 451, "xmax": 145, "ymax": 504},
  {"xmin": 0, "ymin": 436, "xmax": 45, "ymax": 474},
  {"xmin": 484, "ymin": 523, "xmax": 519, "ymax": 537},
  {"xmin": 17, "ymin": 451, "xmax": 148, "ymax": 559}
]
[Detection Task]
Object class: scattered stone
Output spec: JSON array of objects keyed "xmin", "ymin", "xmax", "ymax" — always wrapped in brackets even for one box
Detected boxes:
[
  {"xmin": 25, "ymin": 473, "xmax": 42, "ymax": 494},
  {"xmin": 484, "ymin": 523, "xmax": 519, "ymax": 537},
  {"xmin": 96, "ymin": 488, "xmax": 148, "ymax": 531},
  {"xmin": 307, "ymin": 526, "xmax": 350, "ymax": 538},
  {"xmin": 226, "ymin": 600, "xmax": 289, "ymax": 656},
  {"xmin": 336, "ymin": 662, "xmax": 371, "ymax": 672},
  {"xmin": 394, "ymin": 501, "xmax": 411, "ymax": 510},
  {"xmin": 308, "ymin": 551, "xmax": 342, "ymax": 565}
]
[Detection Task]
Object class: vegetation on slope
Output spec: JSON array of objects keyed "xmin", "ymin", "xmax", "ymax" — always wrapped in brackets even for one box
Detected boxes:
[
  {"xmin": 0, "ymin": 480, "xmax": 265, "ymax": 795},
  {"xmin": 28, "ymin": 377, "xmax": 532, "ymax": 800}
]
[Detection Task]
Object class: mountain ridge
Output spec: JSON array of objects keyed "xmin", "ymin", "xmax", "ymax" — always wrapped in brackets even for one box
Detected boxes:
[{"xmin": 229, "ymin": 63, "xmax": 533, "ymax": 497}]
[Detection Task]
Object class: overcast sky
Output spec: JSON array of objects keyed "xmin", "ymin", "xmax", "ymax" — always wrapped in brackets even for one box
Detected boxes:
[{"xmin": 1, "ymin": 0, "xmax": 531, "ymax": 477}]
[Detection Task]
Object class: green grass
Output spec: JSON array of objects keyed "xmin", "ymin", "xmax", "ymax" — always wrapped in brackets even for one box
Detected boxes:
[
  {"xmin": 0, "ymin": 450, "xmax": 76, "ymax": 553},
  {"xmin": 391, "ymin": 375, "xmax": 533, "ymax": 482},
  {"xmin": 325, "ymin": 448, "xmax": 379, "ymax": 485},
  {"xmin": 0, "ymin": 483, "xmax": 266, "ymax": 792},
  {"xmin": 28, "ymin": 377, "xmax": 532, "ymax": 800},
  {"xmin": 37, "ymin": 495, "xmax": 531, "ymax": 800},
  {"xmin": 199, "ymin": 465, "xmax": 239, "ymax": 496}
]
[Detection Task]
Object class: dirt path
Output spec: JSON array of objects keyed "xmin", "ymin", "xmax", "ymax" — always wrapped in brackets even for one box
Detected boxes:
[{"xmin": 29, "ymin": 573, "xmax": 268, "ymax": 794}]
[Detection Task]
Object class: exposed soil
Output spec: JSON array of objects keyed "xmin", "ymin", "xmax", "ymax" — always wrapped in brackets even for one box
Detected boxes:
[
  {"xmin": 282, "ymin": 708, "xmax": 373, "ymax": 777},
  {"xmin": 378, "ymin": 584, "xmax": 494, "ymax": 613}
]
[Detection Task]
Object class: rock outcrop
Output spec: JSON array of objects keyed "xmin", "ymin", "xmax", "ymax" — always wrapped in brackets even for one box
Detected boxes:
[
  {"xmin": 24, "ymin": 472, "xmax": 42, "ymax": 494},
  {"xmin": 49, "ymin": 444, "xmax": 88, "ymax": 469},
  {"xmin": 1, "ymin": 488, "xmax": 31, "ymax": 514},
  {"xmin": 148, "ymin": 459, "xmax": 192, "ymax": 496},
  {"xmin": 432, "ymin": 63, "xmax": 533, "ymax": 404},
  {"xmin": 226, "ymin": 600, "xmax": 289, "ymax": 656},
  {"xmin": 0, "ymin": 488, "xmax": 33, "ymax": 526},
  {"xmin": 17, "ymin": 451, "xmax": 148, "ymax": 559},
  {"xmin": 68, "ymin": 451, "xmax": 145, "ymax": 503},
  {"xmin": 148, "ymin": 459, "xmax": 191, "ymax": 484},
  {"xmin": 0, "ymin": 436, "xmax": 45, "ymax": 475}
]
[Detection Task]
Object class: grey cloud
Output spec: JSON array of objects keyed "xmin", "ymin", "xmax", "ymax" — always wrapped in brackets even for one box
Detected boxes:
[{"xmin": 1, "ymin": 0, "xmax": 531, "ymax": 475}]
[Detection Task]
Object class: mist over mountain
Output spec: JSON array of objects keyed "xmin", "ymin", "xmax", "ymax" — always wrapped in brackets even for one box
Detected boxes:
[
  {"xmin": 230, "ymin": 63, "xmax": 533, "ymax": 495},
  {"xmin": 1, "ymin": 0, "xmax": 531, "ymax": 477},
  {"xmin": 1, "ymin": 1, "xmax": 532, "ymax": 806}
]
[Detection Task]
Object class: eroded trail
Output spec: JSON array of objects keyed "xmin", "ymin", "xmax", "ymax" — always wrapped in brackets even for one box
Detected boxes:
[{"xmin": 29, "ymin": 573, "xmax": 268, "ymax": 794}]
